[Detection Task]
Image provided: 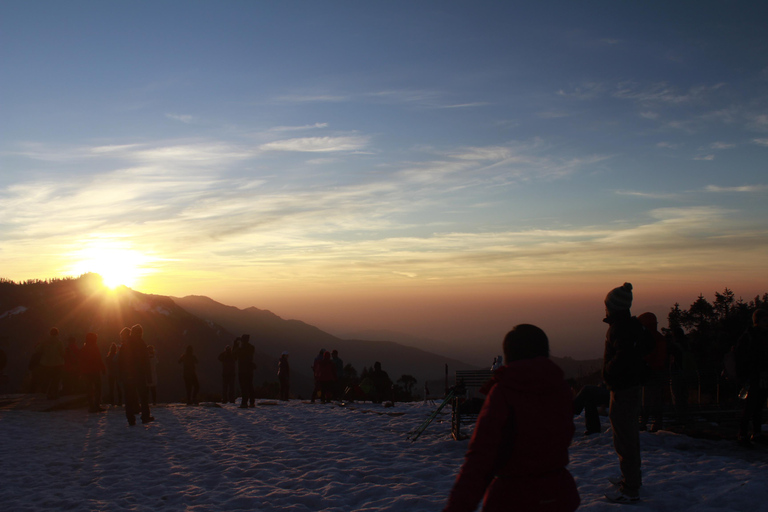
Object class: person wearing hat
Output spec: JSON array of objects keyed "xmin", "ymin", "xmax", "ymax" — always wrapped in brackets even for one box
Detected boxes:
[
  {"xmin": 602, "ymin": 283, "xmax": 652, "ymax": 504},
  {"xmin": 734, "ymin": 308, "xmax": 768, "ymax": 446},
  {"xmin": 278, "ymin": 351, "xmax": 290, "ymax": 401}
]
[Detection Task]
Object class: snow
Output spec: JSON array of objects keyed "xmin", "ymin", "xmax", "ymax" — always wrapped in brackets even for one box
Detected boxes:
[
  {"xmin": 0, "ymin": 306, "xmax": 27, "ymax": 319},
  {"xmin": 0, "ymin": 400, "xmax": 766, "ymax": 511}
]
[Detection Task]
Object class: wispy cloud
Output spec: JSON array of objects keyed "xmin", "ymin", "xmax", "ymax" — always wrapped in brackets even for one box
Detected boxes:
[
  {"xmin": 705, "ymin": 184, "xmax": 768, "ymax": 193},
  {"xmin": 166, "ymin": 113, "xmax": 195, "ymax": 124},
  {"xmin": 612, "ymin": 82, "xmax": 725, "ymax": 105},
  {"xmin": 656, "ymin": 142, "xmax": 680, "ymax": 149},
  {"xmin": 614, "ymin": 190, "xmax": 679, "ymax": 200},
  {"xmin": 694, "ymin": 155, "xmax": 715, "ymax": 161},
  {"xmin": 753, "ymin": 138, "xmax": 768, "ymax": 146},
  {"xmin": 710, "ymin": 142, "xmax": 736, "ymax": 150},
  {"xmin": 259, "ymin": 136, "xmax": 369, "ymax": 153},
  {"xmin": 437, "ymin": 102, "xmax": 490, "ymax": 109},
  {"xmin": 269, "ymin": 123, "xmax": 329, "ymax": 132},
  {"xmin": 273, "ymin": 94, "xmax": 349, "ymax": 103}
]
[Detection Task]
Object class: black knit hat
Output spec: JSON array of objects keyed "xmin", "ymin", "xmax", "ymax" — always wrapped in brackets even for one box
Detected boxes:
[{"xmin": 605, "ymin": 282, "xmax": 633, "ymax": 312}]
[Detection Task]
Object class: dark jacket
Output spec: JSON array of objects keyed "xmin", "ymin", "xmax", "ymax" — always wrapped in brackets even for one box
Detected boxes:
[
  {"xmin": 178, "ymin": 353, "xmax": 198, "ymax": 377},
  {"xmin": 218, "ymin": 349, "xmax": 237, "ymax": 377},
  {"xmin": 444, "ymin": 357, "xmax": 579, "ymax": 512},
  {"xmin": 278, "ymin": 356, "xmax": 290, "ymax": 380},
  {"xmin": 235, "ymin": 342, "xmax": 255, "ymax": 375},
  {"xmin": 735, "ymin": 326, "xmax": 768, "ymax": 386},
  {"xmin": 317, "ymin": 354, "xmax": 336, "ymax": 383},
  {"xmin": 603, "ymin": 310, "xmax": 652, "ymax": 390},
  {"xmin": 80, "ymin": 338, "xmax": 106, "ymax": 376},
  {"xmin": 119, "ymin": 333, "xmax": 150, "ymax": 384}
]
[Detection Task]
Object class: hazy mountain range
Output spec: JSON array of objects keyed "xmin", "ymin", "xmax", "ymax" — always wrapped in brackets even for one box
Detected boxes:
[{"xmin": 0, "ymin": 275, "xmax": 601, "ymax": 401}]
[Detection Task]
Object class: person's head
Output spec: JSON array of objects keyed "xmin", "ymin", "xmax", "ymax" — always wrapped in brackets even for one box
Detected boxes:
[
  {"xmin": 637, "ymin": 312, "xmax": 658, "ymax": 332},
  {"xmin": 323, "ymin": 351, "xmax": 331, "ymax": 360},
  {"xmin": 754, "ymin": 309, "xmax": 768, "ymax": 330},
  {"xmin": 503, "ymin": 324, "xmax": 550, "ymax": 363},
  {"xmin": 85, "ymin": 332, "xmax": 98, "ymax": 346},
  {"xmin": 119, "ymin": 327, "xmax": 131, "ymax": 342},
  {"xmin": 185, "ymin": 345, "xmax": 193, "ymax": 354},
  {"xmin": 318, "ymin": 348, "xmax": 325, "ymax": 356},
  {"xmin": 374, "ymin": 361, "xmax": 382, "ymax": 370},
  {"xmin": 605, "ymin": 282, "xmax": 633, "ymax": 315},
  {"xmin": 241, "ymin": 334, "xmax": 250, "ymax": 344},
  {"xmin": 50, "ymin": 327, "xmax": 59, "ymax": 337},
  {"xmin": 131, "ymin": 324, "xmax": 143, "ymax": 338},
  {"xmin": 332, "ymin": 349, "xmax": 338, "ymax": 357},
  {"xmin": 281, "ymin": 351, "xmax": 289, "ymax": 359},
  {"xmin": 225, "ymin": 345, "xmax": 232, "ymax": 354}
]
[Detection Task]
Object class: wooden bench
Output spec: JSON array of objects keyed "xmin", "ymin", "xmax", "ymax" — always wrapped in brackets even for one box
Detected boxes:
[{"xmin": 451, "ymin": 369, "xmax": 494, "ymax": 440}]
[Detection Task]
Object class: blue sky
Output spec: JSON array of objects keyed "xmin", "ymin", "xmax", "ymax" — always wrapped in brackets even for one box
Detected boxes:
[{"xmin": 2, "ymin": 1, "xmax": 767, "ymax": 357}]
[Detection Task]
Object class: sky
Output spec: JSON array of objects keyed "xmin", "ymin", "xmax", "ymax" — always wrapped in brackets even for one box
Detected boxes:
[{"xmin": 2, "ymin": 1, "xmax": 767, "ymax": 359}]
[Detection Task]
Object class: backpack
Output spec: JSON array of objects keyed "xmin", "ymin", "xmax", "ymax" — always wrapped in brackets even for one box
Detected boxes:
[{"xmin": 630, "ymin": 320, "xmax": 655, "ymax": 385}]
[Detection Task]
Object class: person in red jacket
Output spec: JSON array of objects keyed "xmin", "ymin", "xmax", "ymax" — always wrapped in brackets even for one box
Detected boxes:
[
  {"xmin": 80, "ymin": 332, "xmax": 106, "ymax": 413},
  {"xmin": 444, "ymin": 324, "xmax": 580, "ymax": 512}
]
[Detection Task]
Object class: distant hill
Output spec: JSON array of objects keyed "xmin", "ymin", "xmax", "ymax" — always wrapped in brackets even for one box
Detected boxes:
[
  {"xmin": 171, "ymin": 295, "xmax": 482, "ymax": 395},
  {"xmin": 0, "ymin": 276, "xmax": 601, "ymax": 402},
  {"xmin": 0, "ymin": 275, "xmax": 238, "ymax": 402},
  {"xmin": 0, "ymin": 276, "xmax": 477, "ymax": 401},
  {"xmin": 338, "ymin": 329, "xmax": 602, "ymax": 380}
]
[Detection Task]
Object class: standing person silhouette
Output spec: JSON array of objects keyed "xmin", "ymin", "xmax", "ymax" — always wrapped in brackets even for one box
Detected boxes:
[
  {"xmin": 80, "ymin": 333, "xmax": 106, "ymax": 413},
  {"xmin": 236, "ymin": 334, "xmax": 255, "ymax": 408},
  {"xmin": 119, "ymin": 325, "xmax": 154, "ymax": 425},
  {"xmin": 735, "ymin": 309, "xmax": 768, "ymax": 446},
  {"xmin": 278, "ymin": 351, "xmax": 290, "ymax": 401},
  {"xmin": 602, "ymin": 283, "xmax": 652, "ymax": 503},
  {"xmin": 178, "ymin": 345, "xmax": 199, "ymax": 405}
]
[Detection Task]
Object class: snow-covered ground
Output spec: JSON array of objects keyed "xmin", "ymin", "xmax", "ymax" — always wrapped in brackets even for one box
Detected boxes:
[{"xmin": 1, "ymin": 400, "xmax": 766, "ymax": 511}]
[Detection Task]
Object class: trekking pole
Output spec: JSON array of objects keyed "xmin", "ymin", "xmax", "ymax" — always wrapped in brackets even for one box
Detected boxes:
[{"xmin": 407, "ymin": 387, "xmax": 457, "ymax": 442}]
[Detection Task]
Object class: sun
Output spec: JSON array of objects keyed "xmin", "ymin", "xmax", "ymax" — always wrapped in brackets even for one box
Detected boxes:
[{"xmin": 68, "ymin": 241, "xmax": 148, "ymax": 289}]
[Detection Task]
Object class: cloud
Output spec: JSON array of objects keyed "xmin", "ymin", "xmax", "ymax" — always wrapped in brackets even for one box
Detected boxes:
[
  {"xmin": 166, "ymin": 113, "xmax": 195, "ymax": 123},
  {"xmin": 437, "ymin": 102, "xmax": 490, "ymax": 109},
  {"xmin": 556, "ymin": 82, "xmax": 605, "ymax": 100},
  {"xmin": 259, "ymin": 136, "xmax": 369, "ymax": 153},
  {"xmin": 269, "ymin": 123, "xmax": 329, "ymax": 132},
  {"xmin": 694, "ymin": 155, "xmax": 715, "ymax": 161},
  {"xmin": 753, "ymin": 138, "xmax": 768, "ymax": 146},
  {"xmin": 614, "ymin": 190, "xmax": 679, "ymax": 200},
  {"xmin": 705, "ymin": 184, "xmax": 768, "ymax": 193},
  {"xmin": 640, "ymin": 111, "xmax": 659, "ymax": 120},
  {"xmin": 710, "ymin": 142, "xmax": 736, "ymax": 150},
  {"xmin": 612, "ymin": 82, "xmax": 725, "ymax": 105},
  {"xmin": 273, "ymin": 94, "xmax": 348, "ymax": 103},
  {"xmin": 537, "ymin": 110, "xmax": 572, "ymax": 119},
  {"xmin": 656, "ymin": 142, "xmax": 679, "ymax": 149}
]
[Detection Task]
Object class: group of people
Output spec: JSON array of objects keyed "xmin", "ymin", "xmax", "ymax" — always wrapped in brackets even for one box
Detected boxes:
[
  {"xmin": 217, "ymin": 334, "xmax": 257, "ymax": 408},
  {"xmin": 310, "ymin": 349, "xmax": 343, "ymax": 403},
  {"xmin": 444, "ymin": 282, "xmax": 768, "ymax": 510}
]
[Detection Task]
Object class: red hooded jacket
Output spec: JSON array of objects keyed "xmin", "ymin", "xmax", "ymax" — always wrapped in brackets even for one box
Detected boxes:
[{"xmin": 444, "ymin": 357, "xmax": 579, "ymax": 512}]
